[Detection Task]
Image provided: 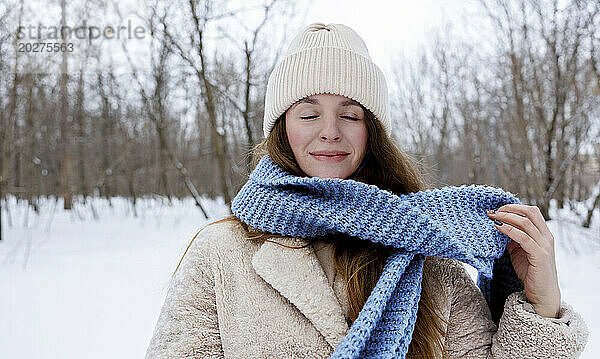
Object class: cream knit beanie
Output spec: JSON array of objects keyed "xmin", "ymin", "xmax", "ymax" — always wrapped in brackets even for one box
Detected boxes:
[{"xmin": 262, "ymin": 22, "xmax": 391, "ymax": 138}]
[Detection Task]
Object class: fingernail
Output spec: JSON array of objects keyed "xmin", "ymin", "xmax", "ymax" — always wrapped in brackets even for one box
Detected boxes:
[{"xmin": 493, "ymin": 219, "xmax": 503, "ymax": 226}]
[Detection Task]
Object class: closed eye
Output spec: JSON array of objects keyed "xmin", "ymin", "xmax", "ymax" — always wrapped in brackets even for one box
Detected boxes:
[{"xmin": 300, "ymin": 116, "xmax": 360, "ymax": 121}]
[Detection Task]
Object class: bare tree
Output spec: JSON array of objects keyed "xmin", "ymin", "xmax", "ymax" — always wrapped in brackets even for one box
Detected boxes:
[
  {"xmin": 118, "ymin": 1, "xmax": 209, "ymax": 217},
  {"xmin": 0, "ymin": 0, "xmax": 24, "ymax": 241},
  {"xmin": 471, "ymin": 0, "xmax": 599, "ymax": 219},
  {"xmin": 58, "ymin": 0, "xmax": 73, "ymax": 210}
]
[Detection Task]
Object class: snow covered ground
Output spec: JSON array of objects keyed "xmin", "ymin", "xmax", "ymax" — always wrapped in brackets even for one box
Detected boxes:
[{"xmin": 0, "ymin": 195, "xmax": 598, "ymax": 358}]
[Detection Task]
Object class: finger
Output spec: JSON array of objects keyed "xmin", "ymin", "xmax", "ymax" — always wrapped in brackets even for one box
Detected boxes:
[
  {"xmin": 492, "ymin": 218, "xmax": 540, "ymax": 256},
  {"xmin": 495, "ymin": 204, "xmax": 551, "ymax": 237},
  {"xmin": 506, "ymin": 239, "xmax": 519, "ymax": 254},
  {"xmin": 488, "ymin": 211, "xmax": 543, "ymax": 246},
  {"xmin": 506, "ymin": 240, "xmax": 527, "ymax": 260}
]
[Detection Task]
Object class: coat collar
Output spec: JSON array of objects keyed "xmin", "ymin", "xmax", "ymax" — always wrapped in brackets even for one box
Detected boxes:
[{"xmin": 251, "ymin": 235, "xmax": 350, "ymax": 349}]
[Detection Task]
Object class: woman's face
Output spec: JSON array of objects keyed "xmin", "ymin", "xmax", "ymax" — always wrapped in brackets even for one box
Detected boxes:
[{"xmin": 285, "ymin": 93, "xmax": 368, "ymax": 179}]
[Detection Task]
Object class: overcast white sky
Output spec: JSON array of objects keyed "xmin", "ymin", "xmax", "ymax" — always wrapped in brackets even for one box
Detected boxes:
[
  {"xmin": 301, "ymin": 0, "xmax": 501, "ymax": 80},
  {"xmin": 303, "ymin": 0, "xmax": 454, "ymax": 74},
  {"xmin": 11, "ymin": 0, "xmax": 489, "ymax": 79}
]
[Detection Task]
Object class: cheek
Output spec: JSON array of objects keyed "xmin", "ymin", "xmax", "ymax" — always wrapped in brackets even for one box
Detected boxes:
[
  {"xmin": 351, "ymin": 125, "xmax": 368, "ymax": 155},
  {"xmin": 286, "ymin": 123, "xmax": 312, "ymax": 152}
]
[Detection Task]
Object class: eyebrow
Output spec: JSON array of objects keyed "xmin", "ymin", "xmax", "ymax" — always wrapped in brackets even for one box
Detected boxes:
[{"xmin": 291, "ymin": 97, "xmax": 362, "ymax": 110}]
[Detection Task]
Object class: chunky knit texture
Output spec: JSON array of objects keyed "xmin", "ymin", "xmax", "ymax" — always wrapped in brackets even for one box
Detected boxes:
[{"xmin": 231, "ymin": 155, "xmax": 524, "ymax": 359}]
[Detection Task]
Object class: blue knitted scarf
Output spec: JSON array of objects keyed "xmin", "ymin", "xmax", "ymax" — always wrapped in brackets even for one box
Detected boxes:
[{"xmin": 231, "ymin": 155, "xmax": 524, "ymax": 359}]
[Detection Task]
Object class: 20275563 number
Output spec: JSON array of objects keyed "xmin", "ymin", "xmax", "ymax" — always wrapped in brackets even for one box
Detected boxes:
[{"xmin": 18, "ymin": 42, "xmax": 74, "ymax": 53}]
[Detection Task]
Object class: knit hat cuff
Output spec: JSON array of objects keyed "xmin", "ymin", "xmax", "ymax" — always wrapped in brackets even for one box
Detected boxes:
[{"xmin": 263, "ymin": 46, "xmax": 391, "ymax": 138}]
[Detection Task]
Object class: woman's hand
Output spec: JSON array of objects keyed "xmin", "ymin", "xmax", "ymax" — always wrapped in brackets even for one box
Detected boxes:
[{"xmin": 487, "ymin": 204, "xmax": 561, "ymax": 318}]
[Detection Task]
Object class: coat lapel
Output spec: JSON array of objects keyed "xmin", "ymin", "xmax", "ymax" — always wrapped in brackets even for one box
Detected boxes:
[{"xmin": 251, "ymin": 236, "xmax": 350, "ymax": 349}]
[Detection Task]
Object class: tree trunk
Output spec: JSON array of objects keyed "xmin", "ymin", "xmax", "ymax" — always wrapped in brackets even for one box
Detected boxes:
[
  {"xmin": 583, "ymin": 181, "xmax": 600, "ymax": 228},
  {"xmin": 243, "ymin": 41, "xmax": 255, "ymax": 172},
  {"xmin": 59, "ymin": 0, "xmax": 72, "ymax": 210}
]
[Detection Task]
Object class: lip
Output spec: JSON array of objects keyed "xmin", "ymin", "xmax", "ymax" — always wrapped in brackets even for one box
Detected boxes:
[
  {"xmin": 310, "ymin": 151, "xmax": 350, "ymax": 156},
  {"xmin": 310, "ymin": 151, "xmax": 350, "ymax": 163}
]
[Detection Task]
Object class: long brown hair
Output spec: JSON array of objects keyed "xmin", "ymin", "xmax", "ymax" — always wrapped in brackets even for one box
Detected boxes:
[{"xmin": 176, "ymin": 106, "xmax": 449, "ymax": 358}]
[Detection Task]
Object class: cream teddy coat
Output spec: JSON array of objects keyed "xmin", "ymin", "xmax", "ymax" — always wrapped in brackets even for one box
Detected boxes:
[{"xmin": 145, "ymin": 220, "xmax": 589, "ymax": 358}]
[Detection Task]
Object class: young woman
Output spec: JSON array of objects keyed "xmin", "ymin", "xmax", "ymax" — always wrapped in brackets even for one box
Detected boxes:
[{"xmin": 146, "ymin": 23, "xmax": 588, "ymax": 358}]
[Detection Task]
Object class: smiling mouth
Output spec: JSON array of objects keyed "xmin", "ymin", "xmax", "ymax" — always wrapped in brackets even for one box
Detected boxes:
[
  {"xmin": 309, "ymin": 152, "xmax": 350, "ymax": 162},
  {"xmin": 309, "ymin": 151, "xmax": 350, "ymax": 156},
  {"xmin": 311, "ymin": 154, "xmax": 348, "ymax": 157}
]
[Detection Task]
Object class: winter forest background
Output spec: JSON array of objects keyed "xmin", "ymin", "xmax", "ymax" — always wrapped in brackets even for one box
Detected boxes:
[{"xmin": 1, "ymin": 0, "xmax": 599, "ymax": 358}]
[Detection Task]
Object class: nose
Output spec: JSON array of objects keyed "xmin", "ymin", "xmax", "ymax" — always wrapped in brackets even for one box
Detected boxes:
[{"xmin": 319, "ymin": 115, "xmax": 341, "ymax": 142}]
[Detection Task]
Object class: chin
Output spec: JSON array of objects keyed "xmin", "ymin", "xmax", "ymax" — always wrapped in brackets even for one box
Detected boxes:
[{"xmin": 310, "ymin": 169, "xmax": 351, "ymax": 179}]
